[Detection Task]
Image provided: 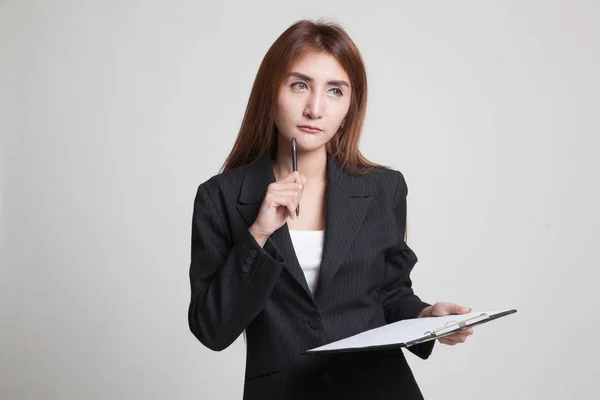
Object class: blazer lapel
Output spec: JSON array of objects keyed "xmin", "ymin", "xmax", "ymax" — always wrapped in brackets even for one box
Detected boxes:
[
  {"xmin": 235, "ymin": 152, "xmax": 372, "ymax": 304},
  {"xmin": 236, "ymin": 154, "xmax": 314, "ymax": 300},
  {"xmin": 313, "ymin": 154, "xmax": 371, "ymax": 302}
]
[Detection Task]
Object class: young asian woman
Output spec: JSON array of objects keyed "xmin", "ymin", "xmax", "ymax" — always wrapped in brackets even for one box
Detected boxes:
[{"xmin": 188, "ymin": 19, "xmax": 474, "ymax": 400}]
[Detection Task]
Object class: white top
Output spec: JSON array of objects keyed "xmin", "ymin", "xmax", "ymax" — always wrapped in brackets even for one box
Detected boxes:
[{"xmin": 288, "ymin": 230, "xmax": 325, "ymax": 295}]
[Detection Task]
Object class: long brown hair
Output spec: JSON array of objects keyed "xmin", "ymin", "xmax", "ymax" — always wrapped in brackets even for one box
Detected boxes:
[{"xmin": 220, "ymin": 19, "xmax": 387, "ymax": 175}]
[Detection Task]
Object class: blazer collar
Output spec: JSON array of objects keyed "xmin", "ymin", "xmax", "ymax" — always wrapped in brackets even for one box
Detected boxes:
[{"xmin": 236, "ymin": 152, "xmax": 372, "ymax": 304}]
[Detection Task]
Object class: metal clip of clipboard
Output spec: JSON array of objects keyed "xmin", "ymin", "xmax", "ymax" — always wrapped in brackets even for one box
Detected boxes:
[{"xmin": 424, "ymin": 313, "xmax": 489, "ymax": 337}]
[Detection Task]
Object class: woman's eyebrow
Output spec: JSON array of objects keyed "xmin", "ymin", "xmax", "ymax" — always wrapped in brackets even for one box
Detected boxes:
[{"xmin": 288, "ymin": 71, "xmax": 350, "ymax": 88}]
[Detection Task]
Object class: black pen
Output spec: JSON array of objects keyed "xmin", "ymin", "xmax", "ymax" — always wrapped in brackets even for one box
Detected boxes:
[{"xmin": 291, "ymin": 138, "xmax": 299, "ymax": 217}]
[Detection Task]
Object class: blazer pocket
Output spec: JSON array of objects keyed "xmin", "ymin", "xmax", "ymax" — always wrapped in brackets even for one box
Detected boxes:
[
  {"xmin": 244, "ymin": 369, "xmax": 283, "ymax": 385},
  {"xmin": 243, "ymin": 370, "xmax": 285, "ymax": 399}
]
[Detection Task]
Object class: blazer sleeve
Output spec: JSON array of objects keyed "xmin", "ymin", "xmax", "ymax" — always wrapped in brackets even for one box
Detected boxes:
[
  {"xmin": 381, "ymin": 170, "xmax": 435, "ymax": 359},
  {"xmin": 188, "ymin": 182, "xmax": 285, "ymax": 351}
]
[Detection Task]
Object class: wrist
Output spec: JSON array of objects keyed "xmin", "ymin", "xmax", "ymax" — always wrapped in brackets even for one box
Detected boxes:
[{"xmin": 249, "ymin": 225, "xmax": 269, "ymax": 247}]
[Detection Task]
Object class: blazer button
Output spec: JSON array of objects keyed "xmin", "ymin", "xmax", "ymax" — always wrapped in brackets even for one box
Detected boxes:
[
  {"xmin": 245, "ymin": 256, "xmax": 254, "ymax": 265},
  {"xmin": 250, "ymin": 249, "xmax": 258, "ymax": 257},
  {"xmin": 241, "ymin": 264, "xmax": 251, "ymax": 273},
  {"xmin": 308, "ymin": 316, "xmax": 321, "ymax": 330}
]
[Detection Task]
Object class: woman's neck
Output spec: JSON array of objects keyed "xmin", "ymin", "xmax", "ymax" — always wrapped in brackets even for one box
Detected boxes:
[{"xmin": 272, "ymin": 142, "xmax": 327, "ymax": 182}]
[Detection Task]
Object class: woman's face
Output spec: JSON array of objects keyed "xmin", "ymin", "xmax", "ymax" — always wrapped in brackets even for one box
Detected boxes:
[{"xmin": 274, "ymin": 51, "xmax": 352, "ymax": 152}]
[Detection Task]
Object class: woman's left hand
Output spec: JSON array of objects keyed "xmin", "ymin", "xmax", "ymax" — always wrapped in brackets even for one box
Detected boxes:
[{"xmin": 418, "ymin": 302, "xmax": 474, "ymax": 346}]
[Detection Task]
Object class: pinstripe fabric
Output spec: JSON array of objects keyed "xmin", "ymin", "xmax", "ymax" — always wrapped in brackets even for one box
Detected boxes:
[{"xmin": 188, "ymin": 153, "xmax": 434, "ymax": 400}]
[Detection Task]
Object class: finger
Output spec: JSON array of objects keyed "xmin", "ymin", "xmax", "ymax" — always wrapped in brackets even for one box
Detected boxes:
[
  {"xmin": 438, "ymin": 338, "xmax": 456, "ymax": 346},
  {"xmin": 446, "ymin": 331, "xmax": 471, "ymax": 342},
  {"xmin": 430, "ymin": 303, "xmax": 450, "ymax": 317},
  {"xmin": 280, "ymin": 170, "xmax": 303, "ymax": 183},
  {"xmin": 274, "ymin": 181, "xmax": 304, "ymax": 206},
  {"xmin": 271, "ymin": 190, "xmax": 303, "ymax": 203},
  {"xmin": 284, "ymin": 190, "xmax": 302, "ymax": 214},
  {"xmin": 446, "ymin": 334, "xmax": 468, "ymax": 343},
  {"xmin": 285, "ymin": 197, "xmax": 297, "ymax": 220},
  {"xmin": 444, "ymin": 337, "xmax": 463, "ymax": 345},
  {"xmin": 270, "ymin": 185, "xmax": 303, "ymax": 205},
  {"xmin": 271, "ymin": 182, "xmax": 305, "ymax": 191},
  {"xmin": 269, "ymin": 195, "xmax": 296, "ymax": 217},
  {"xmin": 446, "ymin": 303, "xmax": 472, "ymax": 315},
  {"xmin": 440, "ymin": 334, "xmax": 459, "ymax": 343},
  {"xmin": 269, "ymin": 190, "xmax": 303, "ymax": 199},
  {"xmin": 268, "ymin": 195, "xmax": 287, "ymax": 208}
]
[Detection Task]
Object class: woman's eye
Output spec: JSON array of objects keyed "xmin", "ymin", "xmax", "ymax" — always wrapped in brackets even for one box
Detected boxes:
[
  {"xmin": 329, "ymin": 88, "xmax": 343, "ymax": 96},
  {"xmin": 291, "ymin": 82, "xmax": 308, "ymax": 90}
]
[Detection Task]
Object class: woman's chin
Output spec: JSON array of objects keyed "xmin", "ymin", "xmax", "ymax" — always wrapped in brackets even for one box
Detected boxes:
[{"xmin": 278, "ymin": 132, "xmax": 330, "ymax": 152}]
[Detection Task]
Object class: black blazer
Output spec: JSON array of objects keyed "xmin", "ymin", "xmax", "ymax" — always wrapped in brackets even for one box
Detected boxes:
[{"xmin": 188, "ymin": 152, "xmax": 435, "ymax": 400}]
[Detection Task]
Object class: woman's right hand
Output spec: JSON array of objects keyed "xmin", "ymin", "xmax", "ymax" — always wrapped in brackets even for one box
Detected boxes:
[{"xmin": 249, "ymin": 171, "xmax": 305, "ymax": 246}]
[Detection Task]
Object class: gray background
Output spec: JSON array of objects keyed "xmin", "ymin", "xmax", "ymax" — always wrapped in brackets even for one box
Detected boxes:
[{"xmin": 1, "ymin": 0, "xmax": 599, "ymax": 399}]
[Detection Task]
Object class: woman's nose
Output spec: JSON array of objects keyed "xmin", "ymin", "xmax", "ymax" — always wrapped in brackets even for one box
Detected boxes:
[{"xmin": 303, "ymin": 94, "xmax": 323, "ymax": 119}]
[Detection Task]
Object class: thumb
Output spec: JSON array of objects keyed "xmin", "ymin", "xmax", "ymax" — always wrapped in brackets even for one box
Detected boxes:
[{"xmin": 448, "ymin": 303, "xmax": 472, "ymax": 314}]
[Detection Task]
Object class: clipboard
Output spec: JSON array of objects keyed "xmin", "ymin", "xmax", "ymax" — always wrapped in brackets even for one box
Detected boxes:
[{"xmin": 303, "ymin": 309, "xmax": 517, "ymax": 355}]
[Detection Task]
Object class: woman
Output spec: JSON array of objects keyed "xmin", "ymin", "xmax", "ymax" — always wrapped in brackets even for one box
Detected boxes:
[{"xmin": 188, "ymin": 19, "xmax": 473, "ymax": 400}]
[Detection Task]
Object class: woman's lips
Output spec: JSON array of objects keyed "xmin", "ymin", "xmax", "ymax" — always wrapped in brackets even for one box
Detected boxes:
[{"xmin": 298, "ymin": 126, "xmax": 322, "ymax": 133}]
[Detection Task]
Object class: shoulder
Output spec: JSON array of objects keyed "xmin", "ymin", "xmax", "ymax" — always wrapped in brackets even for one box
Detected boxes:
[
  {"xmin": 200, "ymin": 166, "xmax": 245, "ymax": 191},
  {"xmin": 361, "ymin": 166, "xmax": 409, "ymax": 200},
  {"xmin": 194, "ymin": 162, "xmax": 252, "ymax": 203}
]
